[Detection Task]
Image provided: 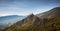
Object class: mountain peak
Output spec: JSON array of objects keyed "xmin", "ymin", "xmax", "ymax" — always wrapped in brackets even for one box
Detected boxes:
[{"xmin": 27, "ymin": 13, "xmax": 34, "ymax": 17}]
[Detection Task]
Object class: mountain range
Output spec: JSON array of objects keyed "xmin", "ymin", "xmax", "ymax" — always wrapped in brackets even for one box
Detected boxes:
[{"xmin": 1, "ymin": 7, "xmax": 60, "ymax": 31}]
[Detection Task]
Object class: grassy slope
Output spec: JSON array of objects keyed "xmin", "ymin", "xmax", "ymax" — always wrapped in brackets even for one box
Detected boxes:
[{"xmin": 5, "ymin": 15, "xmax": 60, "ymax": 31}]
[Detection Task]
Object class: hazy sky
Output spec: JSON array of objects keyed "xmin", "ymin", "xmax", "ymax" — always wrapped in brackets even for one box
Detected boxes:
[{"xmin": 0, "ymin": 0, "xmax": 60, "ymax": 16}]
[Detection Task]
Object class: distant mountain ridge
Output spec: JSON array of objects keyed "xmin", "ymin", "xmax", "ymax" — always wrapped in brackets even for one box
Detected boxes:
[
  {"xmin": 4, "ymin": 7, "xmax": 60, "ymax": 31},
  {"xmin": 0, "ymin": 15, "xmax": 25, "ymax": 30}
]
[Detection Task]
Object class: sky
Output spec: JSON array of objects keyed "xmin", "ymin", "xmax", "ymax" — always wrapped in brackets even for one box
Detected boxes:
[{"xmin": 0, "ymin": 0, "xmax": 60, "ymax": 16}]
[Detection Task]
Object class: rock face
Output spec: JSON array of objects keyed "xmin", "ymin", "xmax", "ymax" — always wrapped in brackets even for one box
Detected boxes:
[{"xmin": 5, "ymin": 7, "xmax": 60, "ymax": 31}]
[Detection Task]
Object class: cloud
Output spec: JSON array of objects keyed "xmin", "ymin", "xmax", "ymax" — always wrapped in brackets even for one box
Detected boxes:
[
  {"xmin": 0, "ymin": 10, "xmax": 11, "ymax": 17},
  {"xmin": 0, "ymin": 7, "xmax": 33, "ymax": 16},
  {"xmin": 0, "ymin": 0, "xmax": 59, "ymax": 16},
  {"xmin": 0, "ymin": 13, "xmax": 8, "ymax": 16}
]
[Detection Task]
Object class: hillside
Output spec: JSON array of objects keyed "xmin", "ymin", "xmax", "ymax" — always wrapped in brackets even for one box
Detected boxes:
[
  {"xmin": 37, "ymin": 7, "xmax": 60, "ymax": 19},
  {"xmin": 5, "ymin": 14, "xmax": 41, "ymax": 31},
  {"xmin": 5, "ymin": 7, "xmax": 60, "ymax": 31}
]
